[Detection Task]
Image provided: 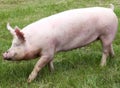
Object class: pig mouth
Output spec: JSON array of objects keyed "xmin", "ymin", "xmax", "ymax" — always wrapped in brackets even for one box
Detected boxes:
[
  {"xmin": 4, "ymin": 58, "xmax": 12, "ymax": 61},
  {"xmin": 3, "ymin": 54, "xmax": 13, "ymax": 61},
  {"xmin": 3, "ymin": 52, "xmax": 14, "ymax": 61},
  {"xmin": 3, "ymin": 56, "xmax": 17, "ymax": 61}
]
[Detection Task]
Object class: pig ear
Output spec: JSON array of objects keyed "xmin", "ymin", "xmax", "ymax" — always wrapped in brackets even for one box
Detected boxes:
[
  {"xmin": 7, "ymin": 23, "xmax": 16, "ymax": 36},
  {"xmin": 15, "ymin": 27, "xmax": 25, "ymax": 42},
  {"xmin": 15, "ymin": 25, "xmax": 21, "ymax": 30}
]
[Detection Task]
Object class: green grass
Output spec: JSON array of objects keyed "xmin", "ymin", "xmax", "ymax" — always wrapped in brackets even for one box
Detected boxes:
[{"xmin": 0, "ymin": 0, "xmax": 120, "ymax": 88}]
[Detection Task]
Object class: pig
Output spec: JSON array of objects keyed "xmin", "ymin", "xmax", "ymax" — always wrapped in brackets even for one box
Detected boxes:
[{"xmin": 3, "ymin": 4, "xmax": 118, "ymax": 83}]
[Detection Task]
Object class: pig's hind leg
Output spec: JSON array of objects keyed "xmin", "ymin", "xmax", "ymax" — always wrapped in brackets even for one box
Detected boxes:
[
  {"xmin": 109, "ymin": 44, "xmax": 115, "ymax": 57},
  {"xmin": 48, "ymin": 60, "xmax": 54, "ymax": 72},
  {"xmin": 100, "ymin": 35, "xmax": 115, "ymax": 66}
]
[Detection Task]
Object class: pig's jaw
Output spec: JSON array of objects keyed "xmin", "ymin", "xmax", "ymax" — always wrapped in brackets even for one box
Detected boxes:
[{"xmin": 22, "ymin": 50, "xmax": 40, "ymax": 60}]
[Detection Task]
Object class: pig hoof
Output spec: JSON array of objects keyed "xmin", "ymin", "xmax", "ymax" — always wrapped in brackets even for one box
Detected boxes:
[
  {"xmin": 27, "ymin": 78, "xmax": 32, "ymax": 83},
  {"xmin": 100, "ymin": 63, "xmax": 106, "ymax": 67},
  {"xmin": 110, "ymin": 54, "xmax": 115, "ymax": 58}
]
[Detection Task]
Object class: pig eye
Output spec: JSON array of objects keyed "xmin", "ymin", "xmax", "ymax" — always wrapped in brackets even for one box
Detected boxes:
[{"xmin": 14, "ymin": 52, "xmax": 17, "ymax": 56}]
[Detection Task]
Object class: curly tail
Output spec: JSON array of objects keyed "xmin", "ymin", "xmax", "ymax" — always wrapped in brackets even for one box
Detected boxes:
[{"xmin": 110, "ymin": 4, "xmax": 114, "ymax": 11}]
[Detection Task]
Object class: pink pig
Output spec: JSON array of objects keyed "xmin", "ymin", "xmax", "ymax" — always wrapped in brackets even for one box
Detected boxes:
[{"xmin": 3, "ymin": 4, "xmax": 118, "ymax": 83}]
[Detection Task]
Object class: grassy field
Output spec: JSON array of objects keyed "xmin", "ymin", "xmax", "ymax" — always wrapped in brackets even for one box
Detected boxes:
[{"xmin": 0, "ymin": 0, "xmax": 120, "ymax": 88}]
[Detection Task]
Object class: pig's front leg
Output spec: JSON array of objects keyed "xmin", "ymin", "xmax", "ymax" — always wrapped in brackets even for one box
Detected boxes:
[{"xmin": 27, "ymin": 55, "xmax": 53, "ymax": 83}]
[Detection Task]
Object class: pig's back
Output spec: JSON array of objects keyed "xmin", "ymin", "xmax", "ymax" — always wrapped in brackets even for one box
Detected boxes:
[
  {"xmin": 22, "ymin": 7, "xmax": 116, "ymax": 33},
  {"xmin": 22, "ymin": 7, "xmax": 117, "ymax": 51}
]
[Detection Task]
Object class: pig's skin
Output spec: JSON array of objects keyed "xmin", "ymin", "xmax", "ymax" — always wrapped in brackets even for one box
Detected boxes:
[{"xmin": 3, "ymin": 4, "xmax": 118, "ymax": 83}]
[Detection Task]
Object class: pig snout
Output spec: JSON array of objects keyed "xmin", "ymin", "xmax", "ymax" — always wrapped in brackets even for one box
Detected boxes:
[{"xmin": 3, "ymin": 51, "xmax": 12, "ymax": 60}]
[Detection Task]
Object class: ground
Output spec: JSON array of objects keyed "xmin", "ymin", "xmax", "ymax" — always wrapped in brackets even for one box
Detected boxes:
[{"xmin": 0, "ymin": 0, "xmax": 120, "ymax": 88}]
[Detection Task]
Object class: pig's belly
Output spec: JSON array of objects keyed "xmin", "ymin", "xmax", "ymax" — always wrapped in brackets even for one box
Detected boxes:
[{"xmin": 56, "ymin": 33, "xmax": 99, "ymax": 52}]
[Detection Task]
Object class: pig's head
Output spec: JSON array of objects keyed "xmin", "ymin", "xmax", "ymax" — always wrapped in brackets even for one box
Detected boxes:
[{"xmin": 3, "ymin": 23, "xmax": 27, "ymax": 61}]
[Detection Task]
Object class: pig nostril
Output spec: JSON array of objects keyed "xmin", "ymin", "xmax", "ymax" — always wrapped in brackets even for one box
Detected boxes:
[{"xmin": 6, "ymin": 51, "xmax": 9, "ymax": 53}]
